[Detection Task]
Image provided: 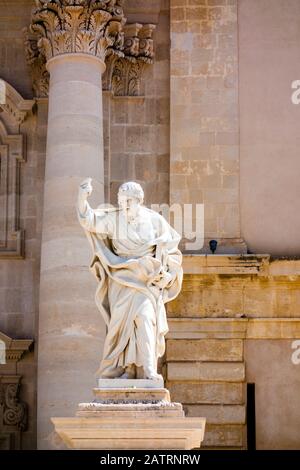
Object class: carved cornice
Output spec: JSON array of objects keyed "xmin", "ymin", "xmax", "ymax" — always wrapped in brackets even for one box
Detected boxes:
[
  {"xmin": 24, "ymin": 2, "xmax": 156, "ymax": 97},
  {"xmin": 0, "ymin": 80, "xmax": 34, "ymax": 129},
  {"xmin": 0, "ymin": 332, "xmax": 33, "ymax": 363}
]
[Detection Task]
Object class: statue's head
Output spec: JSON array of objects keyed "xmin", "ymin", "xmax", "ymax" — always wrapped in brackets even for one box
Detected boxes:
[{"xmin": 118, "ymin": 181, "xmax": 144, "ymax": 214}]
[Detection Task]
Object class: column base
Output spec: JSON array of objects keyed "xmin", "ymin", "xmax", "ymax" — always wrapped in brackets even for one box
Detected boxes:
[{"xmin": 51, "ymin": 385, "xmax": 206, "ymax": 450}]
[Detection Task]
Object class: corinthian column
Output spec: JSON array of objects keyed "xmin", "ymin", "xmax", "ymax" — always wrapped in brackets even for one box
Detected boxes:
[{"xmin": 27, "ymin": 0, "xmax": 125, "ymax": 449}]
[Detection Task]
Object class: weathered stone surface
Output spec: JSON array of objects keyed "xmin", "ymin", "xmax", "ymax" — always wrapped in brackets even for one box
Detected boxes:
[
  {"xmin": 167, "ymin": 318, "xmax": 300, "ymax": 340},
  {"xmin": 108, "ymin": 3, "xmax": 170, "ymax": 206},
  {"xmin": 184, "ymin": 404, "xmax": 246, "ymax": 425},
  {"xmin": 166, "ymin": 339, "xmax": 243, "ymax": 362},
  {"xmin": 168, "ymin": 382, "xmax": 244, "ymax": 404},
  {"xmin": 170, "ymin": 0, "xmax": 241, "ymax": 245},
  {"xmin": 203, "ymin": 424, "xmax": 245, "ymax": 448},
  {"xmin": 168, "ymin": 362, "xmax": 245, "ymax": 382},
  {"xmin": 93, "ymin": 388, "xmax": 170, "ymax": 403},
  {"xmin": 52, "ymin": 415, "xmax": 206, "ymax": 450},
  {"xmin": 77, "ymin": 400, "xmax": 183, "ymax": 416},
  {"xmin": 167, "ymin": 256, "xmax": 300, "ymax": 318}
]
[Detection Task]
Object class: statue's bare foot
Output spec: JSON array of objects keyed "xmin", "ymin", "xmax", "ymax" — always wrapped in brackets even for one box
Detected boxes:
[
  {"xmin": 120, "ymin": 371, "xmax": 135, "ymax": 379},
  {"xmin": 120, "ymin": 365, "xmax": 136, "ymax": 379},
  {"xmin": 144, "ymin": 371, "xmax": 163, "ymax": 381}
]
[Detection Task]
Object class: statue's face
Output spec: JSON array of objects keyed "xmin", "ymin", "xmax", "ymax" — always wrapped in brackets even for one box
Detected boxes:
[{"xmin": 118, "ymin": 194, "xmax": 140, "ymax": 216}]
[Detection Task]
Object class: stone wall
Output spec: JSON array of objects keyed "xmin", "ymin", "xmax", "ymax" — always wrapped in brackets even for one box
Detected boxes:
[
  {"xmin": 0, "ymin": 1, "xmax": 45, "ymax": 449},
  {"xmin": 0, "ymin": 99, "xmax": 46, "ymax": 450},
  {"xmin": 0, "ymin": 0, "xmax": 33, "ymax": 99},
  {"xmin": 245, "ymin": 339, "xmax": 300, "ymax": 449},
  {"xmin": 166, "ymin": 257, "xmax": 300, "ymax": 449},
  {"xmin": 239, "ymin": 0, "xmax": 300, "ymax": 256},
  {"xmin": 108, "ymin": 2, "xmax": 170, "ymax": 206},
  {"xmin": 0, "ymin": 0, "xmax": 300, "ymax": 451},
  {"xmin": 170, "ymin": 0, "xmax": 243, "ymax": 252}
]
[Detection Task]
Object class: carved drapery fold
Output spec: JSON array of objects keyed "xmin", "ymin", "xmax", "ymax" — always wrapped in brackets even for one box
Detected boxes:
[{"xmin": 24, "ymin": 1, "xmax": 156, "ymax": 97}]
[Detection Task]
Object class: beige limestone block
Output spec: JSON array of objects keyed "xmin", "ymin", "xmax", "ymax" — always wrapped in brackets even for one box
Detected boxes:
[
  {"xmin": 203, "ymin": 424, "xmax": 245, "ymax": 448},
  {"xmin": 51, "ymin": 416, "xmax": 206, "ymax": 450},
  {"xmin": 166, "ymin": 339, "xmax": 243, "ymax": 361},
  {"xmin": 246, "ymin": 319, "xmax": 300, "ymax": 340},
  {"xmin": 93, "ymin": 388, "xmax": 170, "ymax": 403},
  {"xmin": 168, "ymin": 382, "xmax": 244, "ymax": 405},
  {"xmin": 170, "ymin": 0, "xmax": 241, "ymax": 247},
  {"xmin": 167, "ymin": 318, "xmax": 300, "ymax": 340},
  {"xmin": 167, "ymin": 288, "xmax": 204, "ymax": 316},
  {"xmin": 167, "ymin": 362, "xmax": 245, "ymax": 382},
  {"xmin": 184, "ymin": 404, "xmax": 246, "ymax": 425},
  {"xmin": 243, "ymin": 288, "xmax": 276, "ymax": 317}
]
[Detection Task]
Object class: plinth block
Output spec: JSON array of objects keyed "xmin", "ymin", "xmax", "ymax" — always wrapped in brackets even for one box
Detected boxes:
[
  {"xmin": 52, "ymin": 386, "xmax": 206, "ymax": 449},
  {"xmin": 93, "ymin": 387, "xmax": 170, "ymax": 403},
  {"xmin": 97, "ymin": 378, "xmax": 164, "ymax": 389},
  {"xmin": 51, "ymin": 416, "xmax": 206, "ymax": 450}
]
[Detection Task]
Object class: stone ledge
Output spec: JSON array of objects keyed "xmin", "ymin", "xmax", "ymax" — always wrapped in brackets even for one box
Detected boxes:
[
  {"xmin": 0, "ymin": 331, "xmax": 33, "ymax": 363},
  {"xmin": 167, "ymin": 318, "xmax": 300, "ymax": 340},
  {"xmin": 182, "ymin": 255, "xmax": 300, "ymax": 276},
  {"xmin": 78, "ymin": 401, "xmax": 180, "ymax": 411},
  {"xmin": 183, "ymin": 254, "xmax": 270, "ymax": 275},
  {"xmin": 77, "ymin": 401, "xmax": 184, "ymax": 418}
]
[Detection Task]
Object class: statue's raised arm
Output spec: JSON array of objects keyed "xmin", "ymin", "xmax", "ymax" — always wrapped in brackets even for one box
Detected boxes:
[{"xmin": 77, "ymin": 178, "xmax": 112, "ymax": 235}]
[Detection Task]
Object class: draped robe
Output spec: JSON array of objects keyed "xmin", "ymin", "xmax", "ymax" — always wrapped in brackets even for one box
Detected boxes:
[{"xmin": 78, "ymin": 203, "xmax": 183, "ymax": 378}]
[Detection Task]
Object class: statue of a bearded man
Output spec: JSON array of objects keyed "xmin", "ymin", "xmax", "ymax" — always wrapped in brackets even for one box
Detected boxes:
[{"xmin": 77, "ymin": 179, "xmax": 183, "ymax": 382}]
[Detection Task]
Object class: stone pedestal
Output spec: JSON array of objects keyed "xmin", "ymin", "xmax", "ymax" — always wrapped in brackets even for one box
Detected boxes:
[{"xmin": 52, "ymin": 384, "xmax": 206, "ymax": 450}]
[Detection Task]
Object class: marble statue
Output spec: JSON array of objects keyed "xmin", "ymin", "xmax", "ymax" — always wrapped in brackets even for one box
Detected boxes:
[{"xmin": 77, "ymin": 178, "xmax": 183, "ymax": 381}]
